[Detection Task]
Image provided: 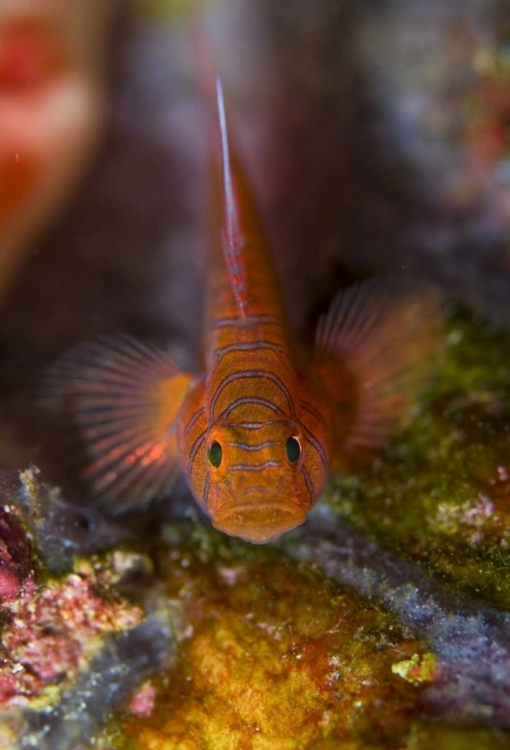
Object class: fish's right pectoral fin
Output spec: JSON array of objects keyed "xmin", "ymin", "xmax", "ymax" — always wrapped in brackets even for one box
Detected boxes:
[{"xmin": 40, "ymin": 335, "xmax": 196, "ymax": 512}]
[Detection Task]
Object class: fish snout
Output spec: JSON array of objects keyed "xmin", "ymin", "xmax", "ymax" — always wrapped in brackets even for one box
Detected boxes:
[{"xmin": 211, "ymin": 490, "xmax": 306, "ymax": 544}]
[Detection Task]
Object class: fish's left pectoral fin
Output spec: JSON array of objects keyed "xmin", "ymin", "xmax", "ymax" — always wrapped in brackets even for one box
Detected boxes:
[
  {"xmin": 40, "ymin": 335, "xmax": 195, "ymax": 512},
  {"xmin": 314, "ymin": 278, "xmax": 443, "ymax": 451}
]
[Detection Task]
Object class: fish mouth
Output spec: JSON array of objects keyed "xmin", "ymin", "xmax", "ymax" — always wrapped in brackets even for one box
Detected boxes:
[{"xmin": 212, "ymin": 502, "xmax": 307, "ymax": 544}]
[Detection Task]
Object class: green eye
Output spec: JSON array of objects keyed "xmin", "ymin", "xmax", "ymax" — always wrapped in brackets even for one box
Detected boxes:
[
  {"xmin": 208, "ymin": 441, "xmax": 223, "ymax": 468},
  {"xmin": 285, "ymin": 436, "xmax": 301, "ymax": 463}
]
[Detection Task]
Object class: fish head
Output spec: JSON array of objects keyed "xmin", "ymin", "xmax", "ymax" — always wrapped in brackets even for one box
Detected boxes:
[{"xmin": 202, "ymin": 418, "xmax": 316, "ymax": 544}]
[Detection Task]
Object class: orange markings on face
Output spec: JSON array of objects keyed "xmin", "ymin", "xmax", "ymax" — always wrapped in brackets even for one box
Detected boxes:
[{"xmin": 0, "ymin": 19, "xmax": 68, "ymax": 93}]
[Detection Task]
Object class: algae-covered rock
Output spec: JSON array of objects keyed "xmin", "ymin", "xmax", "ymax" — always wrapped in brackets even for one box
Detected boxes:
[
  {"xmin": 101, "ymin": 307, "xmax": 510, "ymax": 748},
  {"xmin": 328, "ymin": 307, "xmax": 510, "ymax": 612},
  {"xmin": 405, "ymin": 724, "xmax": 510, "ymax": 750},
  {"xmin": 114, "ymin": 525, "xmax": 431, "ymax": 749},
  {"xmin": 0, "ymin": 469, "xmax": 170, "ymax": 749}
]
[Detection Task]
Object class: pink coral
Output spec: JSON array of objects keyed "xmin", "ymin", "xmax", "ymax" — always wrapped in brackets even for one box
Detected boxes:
[
  {"xmin": 129, "ymin": 682, "xmax": 156, "ymax": 719},
  {"xmin": 0, "ymin": 553, "xmax": 142, "ymax": 707}
]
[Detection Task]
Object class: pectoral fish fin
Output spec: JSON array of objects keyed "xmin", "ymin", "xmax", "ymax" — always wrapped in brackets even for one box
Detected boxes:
[
  {"xmin": 314, "ymin": 279, "xmax": 442, "ymax": 451},
  {"xmin": 40, "ymin": 335, "xmax": 195, "ymax": 511}
]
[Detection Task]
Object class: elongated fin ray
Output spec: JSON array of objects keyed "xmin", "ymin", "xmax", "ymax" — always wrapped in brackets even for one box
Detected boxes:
[
  {"xmin": 315, "ymin": 280, "xmax": 442, "ymax": 450},
  {"xmin": 40, "ymin": 335, "xmax": 194, "ymax": 511},
  {"xmin": 215, "ymin": 74, "xmax": 248, "ymax": 318}
]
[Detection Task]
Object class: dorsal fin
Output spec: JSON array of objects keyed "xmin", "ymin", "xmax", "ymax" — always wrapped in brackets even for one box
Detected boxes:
[
  {"xmin": 196, "ymin": 32, "xmax": 288, "ymax": 338},
  {"xmin": 215, "ymin": 74, "xmax": 248, "ymax": 319}
]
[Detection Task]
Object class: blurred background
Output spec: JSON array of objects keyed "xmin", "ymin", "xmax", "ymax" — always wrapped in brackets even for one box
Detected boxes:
[{"xmin": 0, "ymin": 0, "xmax": 509, "ymax": 494}]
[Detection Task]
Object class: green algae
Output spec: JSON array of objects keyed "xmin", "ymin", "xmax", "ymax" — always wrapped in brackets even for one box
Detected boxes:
[
  {"xmin": 404, "ymin": 724, "xmax": 510, "ymax": 749},
  {"xmin": 111, "ymin": 523, "xmax": 430, "ymax": 749},
  {"xmin": 327, "ymin": 306, "xmax": 510, "ymax": 610}
]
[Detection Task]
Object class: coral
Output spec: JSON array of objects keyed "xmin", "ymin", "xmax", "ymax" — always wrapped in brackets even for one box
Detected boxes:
[
  {"xmin": 0, "ymin": 561, "xmax": 142, "ymax": 706},
  {"xmin": 128, "ymin": 681, "xmax": 156, "ymax": 719},
  {"xmin": 0, "ymin": 504, "xmax": 35, "ymax": 606},
  {"xmin": 0, "ymin": 471, "xmax": 170, "ymax": 749}
]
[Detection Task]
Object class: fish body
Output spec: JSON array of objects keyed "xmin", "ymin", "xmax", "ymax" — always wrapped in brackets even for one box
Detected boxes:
[
  {"xmin": 176, "ymin": 77, "xmax": 332, "ymax": 542},
  {"xmin": 42, "ymin": 75, "xmax": 440, "ymax": 544}
]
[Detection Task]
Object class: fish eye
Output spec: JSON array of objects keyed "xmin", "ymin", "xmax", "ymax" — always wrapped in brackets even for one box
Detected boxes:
[
  {"xmin": 208, "ymin": 441, "xmax": 223, "ymax": 468},
  {"xmin": 285, "ymin": 436, "xmax": 301, "ymax": 463}
]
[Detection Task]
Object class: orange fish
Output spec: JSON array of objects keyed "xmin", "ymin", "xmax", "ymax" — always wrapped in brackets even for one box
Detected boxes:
[{"xmin": 42, "ymin": 76, "xmax": 440, "ymax": 544}]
